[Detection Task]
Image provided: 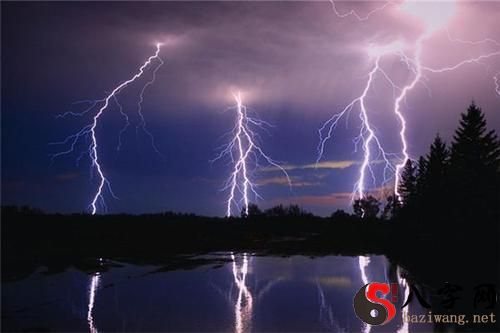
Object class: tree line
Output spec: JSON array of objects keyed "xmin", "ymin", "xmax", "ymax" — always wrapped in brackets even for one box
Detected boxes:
[
  {"xmin": 4, "ymin": 103, "xmax": 499, "ymax": 228},
  {"xmin": 353, "ymin": 102, "xmax": 499, "ymax": 235},
  {"xmin": 246, "ymin": 102, "xmax": 500, "ymax": 228}
]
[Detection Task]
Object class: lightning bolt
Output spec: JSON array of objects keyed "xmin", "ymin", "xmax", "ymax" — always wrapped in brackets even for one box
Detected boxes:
[
  {"xmin": 427, "ymin": 29, "xmax": 500, "ymax": 97},
  {"xmin": 321, "ymin": 1, "xmax": 500, "ymax": 204},
  {"xmin": 328, "ymin": 0, "xmax": 394, "ymax": 21},
  {"xmin": 135, "ymin": 53, "xmax": 165, "ymax": 157},
  {"xmin": 393, "ymin": 27, "xmax": 500, "ymax": 198},
  {"xmin": 393, "ymin": 35, "xmax": 427, "ymax": 199},
  {"xmin": 317, "ymin": 43, "xmax": 404, "ymax": 202},
  {"xmin": 394, "ymin": 30, "xmax": 500, "ymax": 196},
  {"xmin": 422, "ymin": 52, "xmax": 500, "ymax": 74},
  {"xmin": 495, "ymin": 72, "xmax": 500, "ymax": 96},
  {"xmin": 445, "ymin": 28, "xmax": 500, "ymax": 48},
  {"xmin": 319, "ymin": 5, "xmax": 499, "ymax": 329},
  {"xmin": 50, "ymin": 44, "xmax": 163, "ymax": 214},
  {"xmin": 212, "ymin": 92, "xmax": 291, "ymax": 217}
]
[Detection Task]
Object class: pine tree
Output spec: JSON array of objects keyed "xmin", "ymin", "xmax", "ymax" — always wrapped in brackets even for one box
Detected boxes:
[
  {"xmin": 398, "ymin": 159, "xmax": 417, "ymax": 206},
  {"xmin": 426, "ymin": 134, "xmax": 449, "ymax": 188},
  {"xmin": 415, "ymin": 156, "xmax": 427, "ymax": 203},
  {"xmin": 449, "ymin": 102, "xmax": 500, "ymax": 220},
  {"xmin": 418, "ymin": 134, "xmax": 449, "ymax": 217},
  {"xmin": 450, "ymin": 102, "xmax": 500, "ymax": 174}
]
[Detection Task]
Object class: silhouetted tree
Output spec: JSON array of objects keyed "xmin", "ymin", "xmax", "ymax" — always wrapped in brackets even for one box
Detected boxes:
[
  {"xmin": 244, "ymin": 203, "xmax": 263, "ymax": 218},
  {"xmin": 450, "ymin": 102, "xmax": 500, "ymax": 170},
  {"xmin": 264, "ymin": 204, "xmax": 311, "ymax": 218},
  {"xmin": 418, "ymin": 134, "xmax": 449, "ymax": 218},
  {"xmin": 426, "ymin": 134, "xmax": 449, "ymax": 187},
  {"xmin": 399, "ymin": 159, "xmax": 417, "ymax": 206},
  {"xmin": 287, "ymin": 204, "xmax": 302, "ymax": 217},
  {"xmin": 415, "ymin": 156, "xmax": 428, "ymax": 205},
  {"xmin": 448, "ymin": 102, "xmax": 500, "ymax": 220},
  {"xmin": 331, "ymin": 209, "xmax": 351, "ymax": 220},
  {"xmin": 17, "ymin": 206, "xmax": 44, "ymax": 215},
  {"xmin": 382, "ymin": 194, "xmax": 400, "ymax": 220},
  {"xmin": 353, "ymin": 196, "xmax": 380, "ymax": 219},
  {"xmin": 265, "ymin": 204, "xmax": 287, "ymax": 217}
]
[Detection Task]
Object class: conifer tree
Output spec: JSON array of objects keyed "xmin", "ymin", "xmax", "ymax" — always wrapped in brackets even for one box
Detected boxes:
[
  {"xmin": 415, "ymin": 134, "xmax": 449, "ymax": 217},
  {"xmin": 426, "ymin": 134, "xmax": 449, "ymax": 190},
  {"xmin": 398, "ymin": 159, "xmax": 417, "ymax": 206},
  {"xmin": 415, "ymin": 156, "xmax": 427, "ymax": 205},
  {"xmin": 449, "ymin": 102, "xmax": 500, "ymax": 219}
]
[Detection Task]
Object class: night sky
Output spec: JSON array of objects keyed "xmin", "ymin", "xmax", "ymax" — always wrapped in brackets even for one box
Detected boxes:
[{"xmin": 2, "ymin": 1, "xmax": 500, "ymax": 216}]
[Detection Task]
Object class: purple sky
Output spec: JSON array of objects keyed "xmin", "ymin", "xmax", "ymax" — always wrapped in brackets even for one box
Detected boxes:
[{"xmin": 2, "ymin": 1, "xmax": 499, "ymax": 216}]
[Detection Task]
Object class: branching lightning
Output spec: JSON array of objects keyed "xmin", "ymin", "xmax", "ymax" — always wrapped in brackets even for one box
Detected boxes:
[
  {"xmin": 320, "ymin": 5, "xmax": 499, "ymax": 330},
  {"xmin": 328, "ymin": 0, "xmax": 395, "ymax": 22},
  {"xmin": 430, "ymin": 30, "xmax": 500, "ymax": 97},
  {"xmin": 135, "ymin": 54, "xmax": 165, "ymax": 157},
  {"xmin": 213, "ymin": 92, "xmax": 291, "ymax": 217},
  {"xmin": 50, "ymin": 44, "xmax": 163, "ymax": 214},
  {"xmin": 317, "ymin": 42, "xmax": 405, "ymax": 201},
  {"xmin": 319, "ymin": 1, "xmax": 500, "ymax": 203},
  {"xmin": 393, "ymin": 35, "xmax": 426, "ymax": 199}
]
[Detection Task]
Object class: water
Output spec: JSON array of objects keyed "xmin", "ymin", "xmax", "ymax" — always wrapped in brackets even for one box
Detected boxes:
[{"xmin": 2, "ymin": 254, "xmax": 432, "ymax": 332}]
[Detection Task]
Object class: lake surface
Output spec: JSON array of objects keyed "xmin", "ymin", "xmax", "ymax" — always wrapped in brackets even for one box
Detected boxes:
[{"xmin": 2, "ymin": 254, "xmax": 432, "ymax": 332}]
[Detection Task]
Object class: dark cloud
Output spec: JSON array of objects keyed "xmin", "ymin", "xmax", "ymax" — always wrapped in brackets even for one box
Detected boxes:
[{"xmin": 2, "ymin": 1, "xmax": 499, "ymax": 216}]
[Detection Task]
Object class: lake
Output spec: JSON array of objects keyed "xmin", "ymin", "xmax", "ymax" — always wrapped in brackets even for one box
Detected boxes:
[{"xmin": 2, "ymin": 254, "xmax": 432, "ymax": 332}]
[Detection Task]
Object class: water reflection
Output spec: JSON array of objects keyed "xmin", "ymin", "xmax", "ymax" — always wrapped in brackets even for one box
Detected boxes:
[
  {"xmin": 316, "ymin": 280, "xmax": 344, "ymax": 332},
  {"xmin": 227, "ymin": 253, "xmax": 288, "ymax": 333},
  {"xmin": 231, "ymin": 253, "xmax": 253, "ymax": 333},
  {"xmin": 87, "ymin": 273, "xmax": 100, "ymax": 333},
  {"xmin": 357, "ymin": 255, "xmax": 413, "ymax": 333},
  {"xmin": 2, "ymin": 254, "xmax": 432, "ymax": 332},
  {"xmin": 397, "ymin": 268, "xmax": 410, "ymax": 333},
  {"xmin": 358, "ymin": 256, "xmax": 372, "ymax": 333},
  {"xmin": 358, "ymin": 256, "xmax": 371, "ymax": 285}
]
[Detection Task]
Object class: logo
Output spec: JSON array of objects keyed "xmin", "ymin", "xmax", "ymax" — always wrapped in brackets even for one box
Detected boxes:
[{"xmin": 353, "ymin": 282, "xmax": 397, "ymax": 325}]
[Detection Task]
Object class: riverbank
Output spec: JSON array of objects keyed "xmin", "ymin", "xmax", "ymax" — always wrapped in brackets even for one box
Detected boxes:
[{"xmin": 2, "ymin": 210, "xmax": 497, "ymax": 286}]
